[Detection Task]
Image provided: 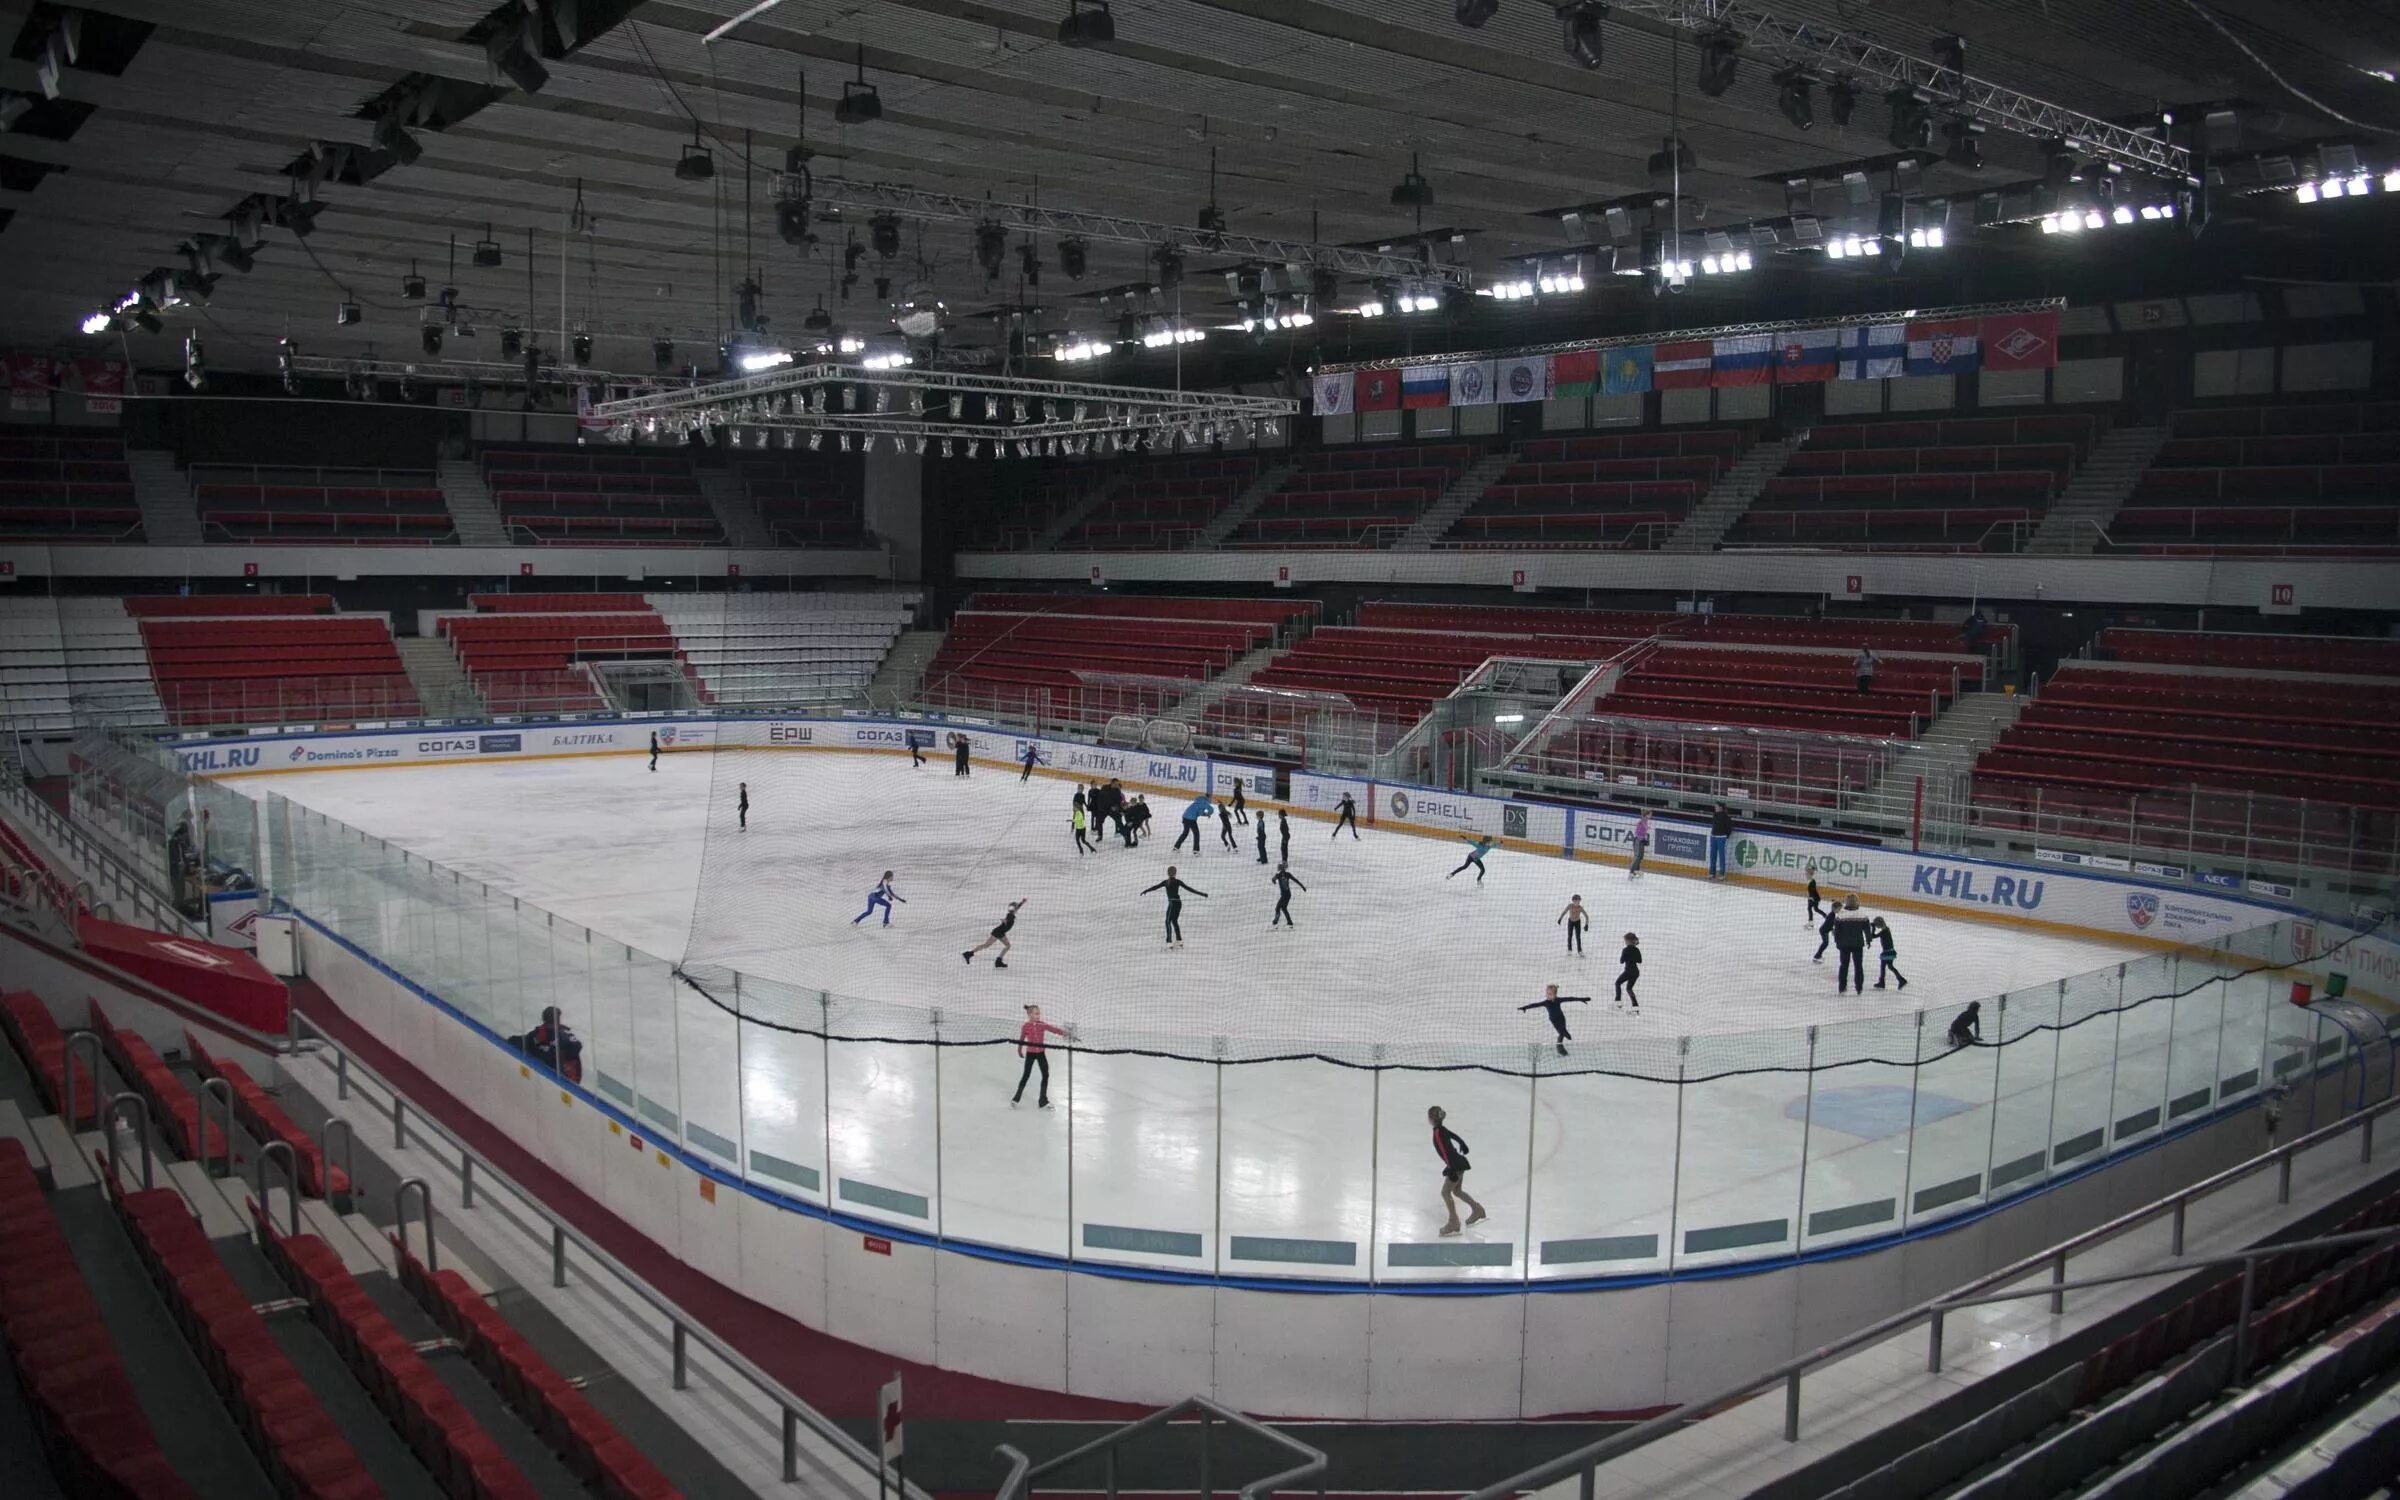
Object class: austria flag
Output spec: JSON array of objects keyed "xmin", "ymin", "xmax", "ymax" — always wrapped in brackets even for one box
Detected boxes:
[
  {"xmin": 1400, "ymin": 365, "xmax": 1450, "ymax": 409},
  {"xmin": 1653, "ymin": 339, "xmax": 1713, "ymax": 390}
]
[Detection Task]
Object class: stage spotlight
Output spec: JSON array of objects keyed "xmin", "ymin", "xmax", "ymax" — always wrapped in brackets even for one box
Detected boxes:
[
  {"xmin": 1557, "ymin": 2, "xmax": 1604, "ymax": 70},
  {"xmin": 1155, "ymin": 244, "xmax": 1183, "ymax": 291},
  {"xmin": 1931, "ymin": 34, "xmax": 1966, "ymax": 84},
  {"xmin": 1885, "ymin": 87, "xmax": 1933, "ymax": 150},
  {"xmin": 500, "ymin": 327, "xmax": 524, "ymax": 357},
  {"xmin": 870, "ymin": 212, "xmax": 902, "ymax": 257},
  {"xmin": 572, "ymin": 331, "xmax": 592, "ymax": 365},
  {"xmin": 1944, "ymin": 117, "xmax": 1985, "ymax": 170},
  {"xmin": 1019, "ymin": 241, "xmax": 1041, "ymax": 285},
  {"xmin": 1775, "ymin": 69, "xmax": 1814, "ymax": 130},
  {"xmin": 1827, "ymin": 77, "xmax": 1857, "ymax": 126},
  {"xmin": 653, "ymin": 337, "xmax": 674, "ymax": 370},
  {"xmin": 1058, "ymin": 0, "xmax": 1114, "ymax": 46},
  {"xmin": 486, "ymin": 3, "xmax": 548, "ymax": 93},
  {"xmin": 1390, "ymin": 152, "xmax": 1434, "ymax": 208},
  {"xmin": 214, "ymin": 235, "xmax": 255, "ymax": 274},
  {"xmin": 421, "ymin": 321, "xmax": 442, "ymax": 356},
  {"xmin": 402, "ymin": 261, "xmax": 426, "ymax": 300},
  {"xmin": 182, "ymin": 332, "xmax": 206, "ymax": 391},
  {"xmin": 278, "ymin": 338, "xmax": 298, "ymax": 393},
  {"xmin": 1696, "ymin": 30, "xmax": 1740, "ymax": 96},
  {"xmin": 676, "ymin": 127, "xmax": 714, "ymax": 181},
  {"xmin": 974, "ymin": 221, "xmax": 1008, "ymax": 279},
  {"xmin": 835, "ymin": 45, "xmax": 882, "ymax": 123},
  {"xmin": 473, "ymin": 225, "xmax": 503, "ymax": 268},
  {"xmin": 1457, "ymin": 0, "xmax": 1499, "ymax": 24},
  {"xmin": 1058, "ymin": 237, "xmax": 1089, "ymax": 279},
  {"xmin": 335, "ymin": 301, "xmax": 361, "ymax": 326}
]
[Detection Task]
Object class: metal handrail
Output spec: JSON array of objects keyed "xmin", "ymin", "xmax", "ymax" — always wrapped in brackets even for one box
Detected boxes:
[
  {"xmin": 992, "ymin": 1395, "xmax": 1328, "ymax": 1500},
  {"xmin": 104, "ymin": 1090, "xmax": 153, "ymax": 1191},
  {"xmin": 254, "ymin": 1139, "xmax": 300, "ymax": 1241},
  {"xmin": 1458, "ymin": 1085, "xmax": 2400, "ymax": 1499},
  {"xmin": 197, "ymin": 1076, "xmax": 233, "ymax": 1174},
  {"xmin": 0, "ymin": 775, "xmax": 201, "ymax": 938},
  {"xmin": 288, "ymin": 1011, "xmax": 931, "ymax": 1498}
]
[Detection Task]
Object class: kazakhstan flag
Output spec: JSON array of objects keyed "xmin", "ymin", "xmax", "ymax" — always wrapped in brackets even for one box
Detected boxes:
[{"xmin": 1602, "ymin": 344, "xmax": 1654, "ymax": 395}]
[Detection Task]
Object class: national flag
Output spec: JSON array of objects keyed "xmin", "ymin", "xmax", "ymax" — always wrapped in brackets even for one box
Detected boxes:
[
  {"xmin": 1905, "ymin": 318, "xmax": 1981, "ymax": 375},
  {"xmin": 1602, "ymin": 345, "xmax": 1653, "ymax": 395},
  {"xmin": 1710, "ymin": 333, "xmax": 1775, "ymax": 387},
  {"xmin": 1354, "ymin": 367, "xmax": 1400, "ymax": 411},
  {"xmin": 1772, "ymin": 328, "xmax": 1840, "ymax": 383},
  {"xmin": 1980, "ymin": 309, "xmax": 2060, "ymax": 372},
  {"xmin": 1449, "ymin": 360, "xmax": 1497, "ymax": 406},
  {"xmin": 1495, "ymin": 355, "xmax": 1552, "ymax": 403},
  {"xmin": 1836, "ymin": 324, "xmax": 1907, "ymax": 380},
  {"xmin": 1312, "ymin": 371, "xmax": 1353, "ymax": 416},
  {"xmin": 1550, "ymin": 349, "xmax": 1600, "ymax": 398},
  {"xmin": 1653, "ymin": 339, "xmax": 1713, "ymax": 390},
  {"xmin": 1400, "ymin": 365, "xmax": 1450, "ymax": 409}
]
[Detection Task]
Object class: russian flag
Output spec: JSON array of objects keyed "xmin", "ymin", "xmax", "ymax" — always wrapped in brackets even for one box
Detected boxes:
[
  {"xmin": 1905, "ymin": 318, "xmax": 1981, "ymax": 375},
  {"xmin": 1654, "ymin": 338, "xmax": 1713, "ymax": 389},
  {"xmin": 1400, "ymin": 365, "xmax": 1450, "ymax": 409},
  {"xmin": 1837, "ymin": 324, "xmax": 1907, "ymax": 380},
  {"xmin": 1772, "ymin": 328, "xmax": 1840, "ymax": 383},
  {"xmin": 1710, "ymin": 333, "xmax": 1775, "ymax": 387}
]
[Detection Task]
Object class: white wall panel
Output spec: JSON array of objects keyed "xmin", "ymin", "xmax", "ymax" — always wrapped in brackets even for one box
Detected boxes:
[
  {"xmin": 1824, "ymin": 378, "xmax": 1884, "ymax": 416},
  {"xmin": 2052, "ymin": 358, "xmax": 2125, "ymax": 404},
  {"xmin": 1659, "ymin": 387, "xmax": 1711, "ymax": 424},
  {"xmin": 2282, "ymin": 341, "xmax": 2373, "ymax": 392},
  {"xmin": 1887, "ymin": 375, "xmax": 1955, "ymax": 411}
]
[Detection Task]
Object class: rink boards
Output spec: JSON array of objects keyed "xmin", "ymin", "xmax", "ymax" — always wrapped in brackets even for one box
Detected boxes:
[{"xmin": 174, "ymin": 711, "xmax": 2314, "ymax": 963}]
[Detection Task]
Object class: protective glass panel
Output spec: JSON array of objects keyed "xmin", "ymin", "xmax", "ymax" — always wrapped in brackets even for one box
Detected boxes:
[
  {"xmin": 2107, "ymin": 955, "xmax": 2174, "ymax": 1151},
  {"xmin": 1675, "ymin": 1031, "xmax": 1808, "ymax": 1268},
  {"xmin": 1528, "ymin": 1068, "xmax": 1679, "ymax": 1279},
  {"xmin": 1986, "ymin": 983, "xmax": 2061, "ymax": 1202},
  {"xmin": 1803, "ymin": 1013, "xmax": 1919, "ymax": 1249},
  {"xmin": 823, "ymin": 1037, "xmax": 940, "ymax": 1234},
  {"xmin": 1907, "ymin": 1006, "xmax": 1999, "ymax": 1230},
  {"xmin": 1072, "ymin": 1053, "xmax": 1219, "ymax": 1272},
  {"xmin": 2050, "ymin": 967, "xmax": 2122, "ymax": 1173},
  {"xmin": 940, "ymin": 1010, "xmax": 1065, "ymax": 1257},
  {"xmin": 1373, "ymin": 1059, "xmax": 1526, "ymax": 1284}
]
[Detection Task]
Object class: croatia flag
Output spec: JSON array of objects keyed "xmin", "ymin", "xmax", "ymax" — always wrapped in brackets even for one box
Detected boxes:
[
  {"xmin": 1773, "ymin": 328, "xmax": 1840, "ymax": 383},
  {"xmin": 1401, "ymin": 365, "xmax": 1451, "ymax": 409},
  {"xmin": 1905, "ymin": 318, "xmax": 1981, "ymax": 375},
  {"xmin": 1710, "ymin": 333, "xmax": 1775, "ymax": 387},
  {"xmin": 1653, "ymin": 339, "xmax": 1714, "ymax": 390},
  {"xmin": 1836, "ymin": 324, "xmax": 1907, "ymax": 380}
]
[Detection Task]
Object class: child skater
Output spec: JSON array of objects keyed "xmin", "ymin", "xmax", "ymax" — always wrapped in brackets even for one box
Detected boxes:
[
  {"xmin": 1278, "ymin": 808, "xmax": 1292, "ymax": 863},
  {"xmin": 1125, "ymin": 795, "xmax": 1152, "ymax": 846},
  {"xmin": 1628, "ymin": 810, "xmax": 1651, "ymax": 879},
  {"xmin": 1332, "ymin": 792, "xmax": 1360, "ymax": 840},
  {"xmin": 1229, "ymin": 777, "xmax": 1249, "ymax": 825},
  {"xmin": 962, "ymin": 898, "xmax": 1026, "ymax": 968},
  {"xmin": 852, "ymin": 871, "xmax": 905, "ymax": 927},
  {"xmin": 1269, "ymin": 862, "xmax": 1305, "ymax": 928},
  {"xmin": 1019, "ymin": 742, "xmax": 1046, "ymax": 783},
  {"xmin": 1613, "ymin": 933, "xmax": 1643, "ymax": 1010},
  {"xmin": 1254, "ymin": 809, "xmax": 1269, "ymax": 865},
  {"xmin": 1447, "ymin": 833, "xmax": 1498, "ymax": 883},
  {"xmin": 1141, "ymin": 867, "xmax": 1208, "ymax": 948},
  {"xmin": 909, "ymin": 731, "xmax": 926, "ymax": 768},
  {"xmin": 1072, "ymin": 799, "xmax": 1094, "ymax": 855},
  {"xmin": 738, "ymin": 781, "xmax": 749, "ymax": 830},
  {"xmin": 1557, "ymin": 894, "xmax": 1588, "ymax": 955},
  {"xmin": 1010, "ymin": 1004, "xmax": 1067, "ymax": 1109},
  {"xmin": 1428, "ymin": 1106, "xmax": 1486, "ymax": 1236},
  {"xmin": 1519, "ymin": 984, "xmax": 1593, "ymax": 1057},
  {"xmin": 648, "ymin": 730, "xmax": 660, "ymax": 772},
  {"xmin": 1805, "ymin": 863, "xmax": 1826, "ymax": 925},
  {"xmin": 1872, "ymin": 916, "xmax": 1909, "ymax": 990},
  {"xmin": 1812, "ymin": 898, "xmax": 1840, "ymax": 964},
  {"xmin": 1218, "ymin": 801, "xmax": 1238, "ymax": 850}
]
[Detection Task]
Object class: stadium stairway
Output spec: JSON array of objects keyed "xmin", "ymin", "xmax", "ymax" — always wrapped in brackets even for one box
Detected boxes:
[
  {"xmin": 125, "ymin": 449, "xmax": 204, "ymax": 545},
  {"xmin": 2026, "ymin": 424, "xmax": 2165, "ymax": 555},
  {"xmin": 1394, "ymin": 449, "xmax": 1516, "ymax": 550},
  {"xmin": 1663, "ymin": 430, "xmax": 1812, "ymax": 553},
  {"xmin": 1862, "ymin": 689, "xmax": 2026, "ymax": 827},
  {"xmin": 396, "ymin": 636, "xmax": 486, "ymax": 717},
  {"xmin": 1160, "ymin": 635, "xmax": 1288, "ymax": 727},
  {"xmin": 433, "ymin": 459, "xmax": 510, "ymax": 546},
  {"xmin": 694, "ymin": 468, "xmax": 773, "ymax": 548},
  {"xmin": 871, "ymin": 627, "xmax": 946, "ymax": 706},
  {"xmin": 1031, "ymin": 471, "xmax": 1127, "ymax": 550},
  {"xmin": 1193, "ymin": 459, "xmax": 1300, "ymax": 548}
]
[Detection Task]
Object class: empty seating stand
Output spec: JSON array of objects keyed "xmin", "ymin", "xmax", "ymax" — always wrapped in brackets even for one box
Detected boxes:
[
  {"xmin": 646, "ymin": 591, "xmax": 910, "ymax": 706},
  {"xmin": 1062, "ymin": 454, "xmax": 1261, "ymax": 549},
  {"xmin": 2110, "ymin": 400, "xmax": 2400, "ymax": 553},
  {"xmin": 729, "ymin": 453, "xmax": 864, "ymax": 546},
  {"xmin": 193, "ymin": 464, "xmax": 453, "ymax": 544},
  {"xmin": 1443, "ymin": 428, "xmax": 1747, "ymax": 548},
  {"xmin": 483, "ymin": 448, "xmax": 722, "ymax": 545},
  {"xmin": 1224, "ymin": 442, "xmax": 1480, "ymax": 548},
  {"xmin": 439, "ymin": 593, "xmax": 688, "ymax": 712},
  {"xmin": 1728, "ymin": 413, "xmax": 2100, "ymax": 551},
  {"xmin": 0, "ymin": 595, "xmax": 163, "ymax": 729},
  {"xmin": 0, "ymin": 433, "xmax": 141, "ymax": 541},
  {"xmin": 921, "ymin": 593, "xmax": 1313, "ymax": 717},
  {"xmin": 128, "ymin": 595, "xmax": 419, "ymax": 726}
]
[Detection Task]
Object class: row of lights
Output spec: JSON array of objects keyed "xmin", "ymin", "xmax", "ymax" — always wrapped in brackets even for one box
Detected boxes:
[
  {"xmin": 2293, "ymin": 171, "xmax": 2400, "ymax": 203},
  {"xmin": 2038, "ymin": 204, "xmax": 2173, "ymax": 233}
]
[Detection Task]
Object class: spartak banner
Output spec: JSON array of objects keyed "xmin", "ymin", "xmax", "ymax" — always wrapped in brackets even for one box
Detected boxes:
[
  {"xmin": 5, "ymin": 353, "xmax": 52, "ymax": 414},
  {"xmin": 78, "ymin": 356, "xmax": 126, "ymax": 415},
  {"xmin": 1980, "ymin": 309, "xmax": 2061, "ymax": 372}
]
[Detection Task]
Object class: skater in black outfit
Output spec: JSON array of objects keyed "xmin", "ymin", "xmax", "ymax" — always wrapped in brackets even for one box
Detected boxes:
[
  {"xmin": 648, "ymin": 731, "xmax": 659, "ymax": 772},
  {"xmin": 1088, "ymin": 781, "xmax": 1118, "ymax": 843},
  {"xmin": 1520, "ymin": 984, "xmax": 1593, "ymax": 1056},
  {"xmin": 1557, "ymin": 895, "xmax": 1587, "ymax": 954},
  {"xmin": 909, "ymin": 731, "xmax": 927, "ymax": 768},
  {"xmin": 1946, "ymin": 1001, "xmax": 1982, "ymax": 1049},
  {"xmin": 1269, "ymin": 863, "xmax": 1305, "ymax": 927},
  {"xmin": 1254, "ymin": 810, "xmax": 1269, "ymax": 865},
  {"xmin": 1126, "ymin": 796, "xmax": 1153, "ymax": 847},
  {"xmin": 738, "ymin": 782, "xmax": 749, "ymax": 829},
  {"xmin": 1141, "ymin": 867, "xmax": 1209, "ymax": 948},
  {"xmin": 1871, "ymin": 917, "xmax": 1909, "ymax": 990},
  {"xmin": 1218, "ymin": 802, "xmax": 1238, "ymax": 850},
  {"xmin": 952, "ymin": 732, "xmax": 972, "ymax": 777},
  {"xmin": 1804, "ymin": 864, "xmax": 1824, "ymax": 922},
  {"xmin": 962, "ymin": 898, "xmax": 1026, "ymax": 967},
  {"xmin": 1831, "ymin": 897, "xmax": 1872, "ymax": 994},
  {"xmin": 1278, "ymin": 809, "xmax": 1291, "ymax": 863},
  {"xmin": 1812, "ymin": 901, "xmax": 1840, "ymax": 964},
  {"xmin": 1428, "ymin": 1107, "xmax": 1486, "ymax": 1236},
  {"xmin": 1229, "ymin": 778, "xmax": 1248, "ymax": 825},
  {"xmin": 1332, "ymin": 793, "xmax": 1360, "ymax": 839},
  {"xmin": 1613, "ymin": 933, "xmax": 1643, "ymax": 1010}
]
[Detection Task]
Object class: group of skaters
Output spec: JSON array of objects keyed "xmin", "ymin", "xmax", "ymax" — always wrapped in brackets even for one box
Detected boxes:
[{"xmin": 1804, "ymin": 863, "xmax": 1908, "ymax": 993}]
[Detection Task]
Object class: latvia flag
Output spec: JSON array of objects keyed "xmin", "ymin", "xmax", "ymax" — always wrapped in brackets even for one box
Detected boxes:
[{"xmin": 1653, "ymin": 339, "xmax": 1713, "ymax": 390}]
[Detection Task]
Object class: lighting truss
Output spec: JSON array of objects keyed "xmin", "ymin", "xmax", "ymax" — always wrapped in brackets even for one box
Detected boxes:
[
  {"xmin": 1611, "ymin": 1, "xmax": 2192, "ymax": 179},
  {"xmin": 807, "ymin": 176, "xmax": 1474, "ymax": 286},
  {"xmin": 586, "ymin": 363, "xmax": 1296, "ymax": 445},
  {"xmin": 1311, "ymin": 296, "xmax": 2064, "ymax": 372},
  {"xmin": 288, "ymin": 354, "xmax": 663, "ymax": 386}
]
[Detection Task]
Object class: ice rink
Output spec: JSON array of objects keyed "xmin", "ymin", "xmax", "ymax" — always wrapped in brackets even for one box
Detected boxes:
[{"xmin": 244, "ymin": 747, "xmax": 2297, "ymax": 1281}]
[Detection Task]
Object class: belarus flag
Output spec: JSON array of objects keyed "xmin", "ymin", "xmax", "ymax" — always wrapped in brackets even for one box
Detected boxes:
[
  {"xmin": 1653, "ymin": 339, "xmax": 1713, "ymax": 389},
  {"xmin": 1400, "ymin": 365, "xmax": 1450, "ymax": 409},
  {"xmin": 1905, "ymin": 318, "xmax": 1981, "ymax": 375},
  {"xmin": 1772, "ymin": 328, "xmax": 1840, "ymax": 383},
  {"xmin": 1710, "ymin": 334, "xmax": 1775, "ymax": 387}
]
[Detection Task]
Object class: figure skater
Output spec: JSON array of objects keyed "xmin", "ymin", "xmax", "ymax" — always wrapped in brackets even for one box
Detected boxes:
[
  {"xmin": 1812, "ymin": 899, "xmax": 1840, "ymax": 964},
  {"xmin": 1269, "ymin": 862, "xmax": 1305, "ymax": 927},
  {"xmin": 1805, "ymin": 863, "xmax": 1826, "ymax": 924},
  {"xmin": 648, "ymin": 730, "xmax": 659, "ymax": 772},
  {"xmin": 1254, "ymin": 809, "xmax": 1269, "ymax": 865},
  {"xmin": 952, "ymin": 732, "xmax": 972, "ymax": 777},
  {"xmin": 1447, "ymin": 834, "xmax": 1498, "ymax": 883},
  {"xmin": 1428, "ymin": 1107, "xmax": 1486, "ymax": 1236},
  {"xmin": 1557, "ymin": 894, "xmax": 1587, "ymax": 954},
  {"xmin": 1278, "ymin": 808, "xmax": 1292, "ymax": 863},
  {"xmin": 910, "ymin": 732, "xmax": 926, "ymax": 768},
  {"xmin": 1613, "ymin": 933, "xmax": 1642, "ymax": 1010},
  {"xmin": 1872, "ymin": 916, "xmax": 1909, "ymax": 990},
  {"xmin": 1332, "ymin": 792, "xmax": 1360, "ymax": 839},
  {"xmin": 963, "ymin": 898, "xmax": 1026, "ymax": 968},
  {"xmin": 1218, "ymin": 801, "xmax": 1238, "ymax": 850},
  {"xmin": 1628, "ymin": 810, "xmax": 1651, "ymax": 878},
  {"xmin": 1229, "ymin": 778, "xmax": 1248, "ymax": 824},
  {"xmin": 1947, "ymin": 1000, "xmax": 1982, "ymax": 1049},
  {"xmin": 737, "ymin": 782, "xmax": 749, "ymax": 830},
  {"xmin": 1011, "ymin": 1004, "xmax": 1067, "ymax": 1108},
  {"xmin": 1520, "ymin": 984, "xmax": 1593, "ymax": 1056},
  {"xmin": 1072, "ymin": 800, "xmax": 1094, "ymax": 854},
  {"xmin": 1019, "ymin": 742, "xmax": 1046, "ymax": 783},
  {"xmin": 852, "ymin": 871, "xmax": 905, "ymax": 927},
  {"xmin": 1141, "ymin": 867, "xmax": 1208, "ymax": 948}
]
